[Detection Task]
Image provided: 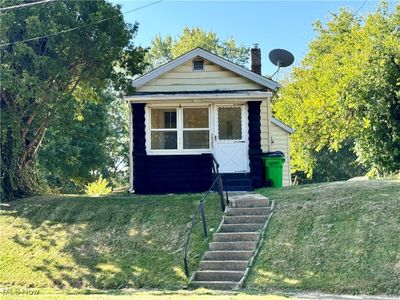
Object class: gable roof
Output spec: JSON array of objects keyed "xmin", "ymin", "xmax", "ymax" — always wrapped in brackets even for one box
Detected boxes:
[
  {"xmin": 132, "ymin": 48, "xmax": 281, "ymax": 91},
  {"xmin": 271, "ymin": 117, "xmax": 295, "ymax": 134}
]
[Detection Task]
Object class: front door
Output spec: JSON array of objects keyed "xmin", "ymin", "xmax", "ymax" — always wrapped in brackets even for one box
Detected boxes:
[{"xmin": 213, "ymin": 105, "xmax": 248, "ymax": 173}]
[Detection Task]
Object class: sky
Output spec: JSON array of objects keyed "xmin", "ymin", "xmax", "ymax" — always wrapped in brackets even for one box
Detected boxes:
[{"xmin": 111, "ymin": 0, "xmax": 390, "ymax": 78}]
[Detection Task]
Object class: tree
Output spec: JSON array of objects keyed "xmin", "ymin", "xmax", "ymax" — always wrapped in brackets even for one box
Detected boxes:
[
  {"xmin": 293, "ymin": 139, "xmax": 367, "ymax": 184},
  {"xmin": 346, "ymin": 16, "xmax": 400, "ymax": 173},
  {"xmin": 0, "ymin": 0, "xmax": 146, "ymax": 198},
  {"xmin": 38, "ymin": 92, "xmax": 129, "ymax": 193},
  {"xmin": 273, "ymin": 2, "xmax": 400, "ymax": 179},
  {"xmin": 145, "ymin": 26, "xmax": 250, "ymax": 70}
]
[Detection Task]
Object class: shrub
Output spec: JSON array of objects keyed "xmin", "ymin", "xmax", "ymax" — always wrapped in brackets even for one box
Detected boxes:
[{"xmin": 85, "ymin": 177, "xmax": 112, "ymax": 196}]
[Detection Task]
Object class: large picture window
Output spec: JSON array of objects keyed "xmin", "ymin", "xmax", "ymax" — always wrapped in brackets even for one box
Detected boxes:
[{"xmin": 148, "ymin": 106, "xmax": 210, "ymax": 153}]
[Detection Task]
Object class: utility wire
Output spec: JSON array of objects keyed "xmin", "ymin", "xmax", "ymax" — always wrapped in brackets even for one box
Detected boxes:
[
  {"xmin": 0, "ymin": 0, "xmax": 59, "ymax": 12},
  {"xmin": 0, "ymin": 0, "xmax": 162, "ymax": 47},
  {"xmin": 354, "ymin": 0, "xmax": 368, "ymax": 16}
]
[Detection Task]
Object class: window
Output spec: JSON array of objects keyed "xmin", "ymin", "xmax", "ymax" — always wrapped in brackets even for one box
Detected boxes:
[
  {"xmin": 192, "ymin": 60, "xmax": 204, "ymax": 71},
  {"xmin": 148, "ymin": 106, "xmax": 210, "ymax": 152},
  {"xmin": 150, "ymin": 108, "xmax": 177, "ymax": 149},
  {"xmin": 218, "ymin": 107, "xmax": 242, "ymax": 140},
  {"xmin": 183, "ymin": 108, "xmax": 209, "ymax": 149}
]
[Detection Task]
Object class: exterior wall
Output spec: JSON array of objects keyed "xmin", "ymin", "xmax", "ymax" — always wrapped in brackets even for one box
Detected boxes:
[
  {"xmin": 131, "ymin": 103, "xmax": 213, "ymax": 194},
  {"xmin": 131, "ymin": 100, "xmax": 292, "ymax": 191},
  {"xmin": 270, "ymin": 122, "xmax": 291, "ymax": 186},
  {"xmin": 131, "ymin": 102, "xmax": 266, "ymax": 193},
  {"xmin": 260, "ymin": 100, "xmax": 270, "ymax": 153},
  {"xmin": 248, "ymin": 101, "xmax": 264, "ymax": 188},
  {"xmin": 137, "ymin": 59, "xmax": 263, "ymax": 93}
]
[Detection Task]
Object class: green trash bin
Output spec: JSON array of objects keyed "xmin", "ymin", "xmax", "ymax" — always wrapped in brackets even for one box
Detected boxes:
[{"xmin": 262, "ymin": 152, "xmax": 285, "ymax": 187}]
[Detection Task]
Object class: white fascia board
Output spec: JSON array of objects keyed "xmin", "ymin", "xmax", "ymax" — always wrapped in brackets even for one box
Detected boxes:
[
  {"xmin": 271, "ymin": 117, "xmax": 295, "ymax": 134},
  {"xmin": 132, "ymin": 48, "xmax": 281, "ymax": 91},
  {"xmin": 125, "ymin": 91, "xmax": 273, "ymax": 103}
]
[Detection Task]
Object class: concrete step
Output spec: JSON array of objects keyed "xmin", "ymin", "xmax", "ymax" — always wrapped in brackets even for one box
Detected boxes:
[
  {"xmin": 191, "ymin": 280, "xmax": 239, "ymax": 290},
  {"xmin": 190, "ymin": 193, "xmax": 273, "ymax": 291},
  {"xmin": 194, "ymin": 270, "xmax": 244, "ymax": 282},
  {"xmin": 230, "ymin": 197, "xmax": 269, "ymax": 208},
  {"xmin": 199, "ymin": 260, "xmax": 249, "ymax": 271},
  {"xmin": 226, "ymin": 207, "xmax": 271, "ymax": 216},
  {"xmin": 209, "ymin": 241, "xmax": 257, "ymax": 251},
  {"xmin": 220, "ymin": 223, "xmax": 264, "ymax": 232},
  {"xmin": 213, "ymin": 232, "xmax": 260, "ymax": 242},
  {"xmin": 224, "ymin": 215, "xmax": 268, "ymax": 224},
  {"xmin": 204, "ymin": 251, "xmax": 253, "ymax": 261}
]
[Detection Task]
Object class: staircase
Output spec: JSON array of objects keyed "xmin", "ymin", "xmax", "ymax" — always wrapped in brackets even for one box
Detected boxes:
[{"xmin": 190, "ymin": 194, "xmax": 273, "ymax": 290}]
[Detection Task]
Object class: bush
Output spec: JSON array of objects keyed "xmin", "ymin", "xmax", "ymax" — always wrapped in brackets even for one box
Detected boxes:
[{"xmin": 85, "ymin": 177, "xmax": 112, "ymax": 196}]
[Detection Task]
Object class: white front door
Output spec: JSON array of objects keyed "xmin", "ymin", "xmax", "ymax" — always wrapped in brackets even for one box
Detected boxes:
[{"xmin": 213, "ymin": 105, "xmax": 248, "ymax": 173}]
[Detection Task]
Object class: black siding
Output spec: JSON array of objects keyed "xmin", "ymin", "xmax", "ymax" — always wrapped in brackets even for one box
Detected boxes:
[
  {"xmin": 132, "ymin": 103, "xmax": 213, "ymax": 194},
  {"xmin": 248, "ymin": 101, "xmax": 264, "ymax": 188}
]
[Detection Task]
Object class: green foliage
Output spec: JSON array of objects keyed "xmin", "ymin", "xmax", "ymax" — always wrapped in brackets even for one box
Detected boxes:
[
  {"xmin": 274, "ymin": 3, "xmax": 400, "ymax": 178},
  {"xmin": 295, "ymin": 140, "xmax": 367, "ymax": 184},
  {"xmin": 145, "ymin": 26, "xmax": 250, "ymax": 70},
  {"xmin": 84, "ymin": 177, "xmax": 112, "ymax": 196},
  {"xmin": 347, "ymin": 21, "xmax": 400, "ymax": 173},
  {"xmin": 38, "ymin": 93, "xmax": 128, "ymax": 193},
  {"xmin": 0, "ymin": 0, "xmax": 146, "ymax": 197}
]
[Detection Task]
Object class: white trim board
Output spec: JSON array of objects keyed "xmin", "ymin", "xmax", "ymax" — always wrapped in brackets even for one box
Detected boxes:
[
  {"xmin": 271, "ymin": 117, "xmax": 295, "ymax": 134},
  {"xmin": 126, "ymin": 91, "xmax": 273, "ymax": 103},
  {"xmin": 132, "ymin": 48, "xmax": 280, "ymax": 91}
]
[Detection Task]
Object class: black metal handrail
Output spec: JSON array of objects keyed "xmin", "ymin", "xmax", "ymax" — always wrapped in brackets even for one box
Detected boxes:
[{"xmin": 183, "ymin": 155, "xmax": 228, "ymax": 278}]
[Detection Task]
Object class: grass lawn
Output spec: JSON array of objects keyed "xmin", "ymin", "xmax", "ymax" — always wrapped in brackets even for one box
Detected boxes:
[
  {"xmin": 0, "ymin": 193, "xmax": 223, "ymax": 290},
  {"xmin": 0, "ymin": 289, "xmax": 290, "ymax": 300},
  {"xmin": 1, "ymin": 180, "xmax": 399, "ymax": 296},
  {"xmin": 246, "ymin": 180, "xmax": 400, "ymax": 295}
]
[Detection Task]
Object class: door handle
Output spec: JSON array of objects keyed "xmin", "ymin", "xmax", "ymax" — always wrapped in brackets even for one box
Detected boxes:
[{"xmin": 234, "ymin": 141, "xmax": 245, "ymax": 143}]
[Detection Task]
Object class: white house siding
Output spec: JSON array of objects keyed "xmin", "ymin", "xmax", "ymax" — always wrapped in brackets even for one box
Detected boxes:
[
  {"xmin": 136, "ymin": 58, "xmax": 263, "ymax": 93},
  {"xmin": 270, "ymin": 122, "xmax": 291, "ymax": 186},
  {"xmin": 260, "ymin": 100, "xmax": 270, "ymax": 153}
]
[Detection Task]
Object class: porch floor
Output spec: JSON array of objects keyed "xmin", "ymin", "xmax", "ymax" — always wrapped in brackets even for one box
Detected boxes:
[{"xmin": 219, "ymin": 173, "xmax": 254, "ymax": 192}]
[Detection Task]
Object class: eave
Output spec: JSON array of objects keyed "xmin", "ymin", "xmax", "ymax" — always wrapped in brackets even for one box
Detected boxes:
[{"xmin": 125, "ymin": 91, "xmax": 273, "ymax": 104}]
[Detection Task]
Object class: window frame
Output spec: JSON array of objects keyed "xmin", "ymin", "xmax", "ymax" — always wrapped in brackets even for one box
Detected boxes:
[
  {"xmin": 192, "ymin": 59, "xmax": 205, "ymax": 72},
  {"xmin": 146, "ymin": 104, "xmax": 212, "ymax": 155},
  {"xmin": 149, "ymin": 107, "xmax": 178, "ymax": 151}
]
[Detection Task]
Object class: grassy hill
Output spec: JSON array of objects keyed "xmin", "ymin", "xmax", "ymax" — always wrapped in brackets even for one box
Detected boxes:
[
  {"xmin": 0, "ymin": 193, "xmax": 222, "ymax": 290},
  {"xmin": 246, "ymin": 180, "xmax": 400, "ymax": 295},
  {"xmin": 0, "ymin": 180, "xmax": 399, "ymax": 296}
]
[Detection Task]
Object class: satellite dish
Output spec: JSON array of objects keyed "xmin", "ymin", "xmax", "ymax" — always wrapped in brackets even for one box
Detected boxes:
[
  {"xmin": 268, "ymin": 48, "xmax": 295, "ymax": 78},
  {"xmin": 269, "ymin": 49, "xmax": 295, "ymax": 67}
]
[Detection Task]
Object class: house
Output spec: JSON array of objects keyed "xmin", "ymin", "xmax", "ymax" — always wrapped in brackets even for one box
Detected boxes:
[{"xmin": 125, "ymin": 47, "xmax": 294, "ymax": 194}]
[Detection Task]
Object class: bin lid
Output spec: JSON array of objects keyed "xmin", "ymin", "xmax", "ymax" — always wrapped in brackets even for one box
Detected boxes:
[{"xmin": 262, "ymin": 151, "xmax": 284, "ymax": 158}]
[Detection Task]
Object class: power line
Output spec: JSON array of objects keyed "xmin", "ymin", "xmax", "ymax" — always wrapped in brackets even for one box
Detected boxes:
[
  {"xmin": 0, "ymin": 0, "xmax": 162, "ymax": 47},
  {"xmin": 354, "ymin": 0, "xmax": 368, "ymax": 16},
  {"xmin": 0, "ymin": 0, "xmax": 59, "ymax": 12}
]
